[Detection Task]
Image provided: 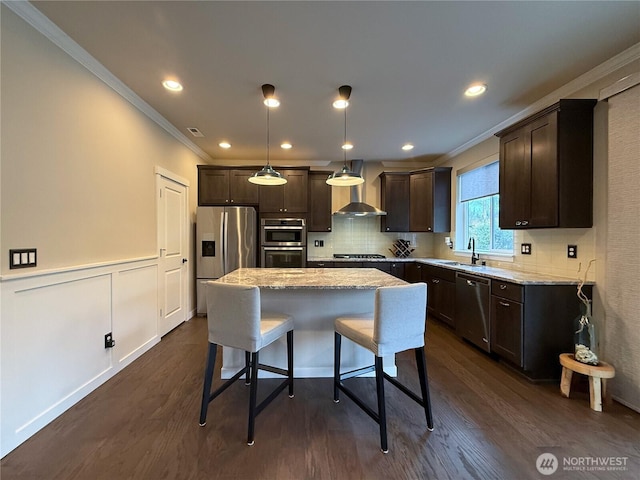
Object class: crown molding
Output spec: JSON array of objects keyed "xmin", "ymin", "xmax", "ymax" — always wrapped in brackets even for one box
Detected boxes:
[
  {"xmin": 4, "ymin": 0, "xmax": 212, "ymax": 162},
  {"xmin": 435, "ymin": 42, "xmax": 640, "ymax": 165}
]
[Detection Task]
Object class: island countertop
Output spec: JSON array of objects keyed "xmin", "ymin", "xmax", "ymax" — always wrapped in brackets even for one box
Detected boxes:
[{"xmin": 216, "ymin": 267, "xmax": 407, "ymax": 289}]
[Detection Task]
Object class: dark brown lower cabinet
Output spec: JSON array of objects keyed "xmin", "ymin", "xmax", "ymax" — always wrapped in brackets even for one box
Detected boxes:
[
  {"xmin": 491, "ymin": 295, "xmax": 523, "ymax": 367},
  {"xmin": 404, "ymin": 262, "xmax": 424, "ymax": 283},
  {"xmin": 489, "ymin": 280, "xmax": 592, "ymax": 381},
  {"xmin": 425, "ymin": 265, "xmax": 455, "ymax": 327}
]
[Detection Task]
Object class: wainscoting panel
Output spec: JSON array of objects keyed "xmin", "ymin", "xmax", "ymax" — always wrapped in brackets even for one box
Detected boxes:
[
  {"xmin": 1, "ymin": 258, "xmax": 161, "ymax": 457},
  {"xmin": 112, "ymin": 264, "xmax": 159, "ymax": 367}
]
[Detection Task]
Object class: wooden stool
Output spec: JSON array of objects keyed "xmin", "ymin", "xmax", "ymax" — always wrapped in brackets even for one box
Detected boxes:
[{"xmin": 559, "ymin": 353, "xmax": 615, "ymax": 412}]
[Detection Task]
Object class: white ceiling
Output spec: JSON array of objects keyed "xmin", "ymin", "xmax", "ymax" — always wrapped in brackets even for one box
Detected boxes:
[{"xmin": 29, "ymin": 1, "xmax": 640, "ymax": 165}]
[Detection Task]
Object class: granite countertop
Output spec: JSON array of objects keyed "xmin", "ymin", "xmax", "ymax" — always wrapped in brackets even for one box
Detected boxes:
[
  {"xmin": 308, "ymin": 257, "xmax": 588, "ymax": 285},
  {"xmin": 216, "ymin": 267, "xmax": 407, "ymax": 289}
]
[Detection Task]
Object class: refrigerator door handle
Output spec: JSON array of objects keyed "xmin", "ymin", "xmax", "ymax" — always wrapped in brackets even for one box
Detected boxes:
[{"xmin": 222, "ymin": 211, "xmax": 228, "ymax": 274}]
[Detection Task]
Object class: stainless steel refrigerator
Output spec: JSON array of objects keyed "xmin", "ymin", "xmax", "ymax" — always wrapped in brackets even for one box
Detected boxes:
[{"xmin": 196, "ymin": 206, "xmax": 257, "ymax": 315}]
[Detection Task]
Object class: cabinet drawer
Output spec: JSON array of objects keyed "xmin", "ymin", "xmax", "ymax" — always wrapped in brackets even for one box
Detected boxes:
[
  {"xmin": 491, "ymin": 280, "xmax": 523, "ymax": 302},
  {"xmin": 307, "ymin": 261, "xmax": 334, "ymax": 268},
  {"xmin": 425, "ymin": 265, "xmax": 456, "ymax": 283}
]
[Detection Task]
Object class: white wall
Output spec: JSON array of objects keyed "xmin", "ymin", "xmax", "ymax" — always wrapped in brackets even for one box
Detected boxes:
[{"xmin": 0, "ymin": 6, "xmax": 202, "ymax": 456}]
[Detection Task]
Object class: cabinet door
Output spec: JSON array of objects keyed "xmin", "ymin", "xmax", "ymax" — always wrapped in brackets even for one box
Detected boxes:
[
  {"xmin": 198, "ymin": 168, "xmax": 230, "ymax": 205},
  {"xmin": 229, "ymin": 170, "xmax": 259, "ymax": 204},
  {"xmin": 499, "ymin": 129, "xmax": 530, "ymax": 227},
  {"xmin": 410, "ymin": 171, "xmax": 433, "ymax": 232},
  {"xmin": 528, "ymin": 114, "xmax": 558, "ymax": 227},
  {"xmin": 258, "ymin": 183, "xmax": 285, "ymax": 212},
  {"xmin": 259, "ymin": 170, "xmax": 308, "ymax": 213},
  {"xmin": 389, "ymin": 262, "xmax": 406, "ymax": 280},
  {"xmin": 308, "ymin": 172, "xmax": 333, "ymax": 232},
  {"xmin": 405, "ymin": 262, "xmax": 424, "ymax": 283},
  {"xmin": 283, "ymin": 170, "xmax": 308, "ymax": 213},
  {"xmin": 380, "ymin": 173, "xmax": 410, "ymax": 232},
  {"xmin": 491, "ymin": 295, "xmax": 523, "ymax": 366}
]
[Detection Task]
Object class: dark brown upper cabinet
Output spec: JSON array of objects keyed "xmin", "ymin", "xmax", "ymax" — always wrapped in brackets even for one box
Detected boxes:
[
  {"xmin": 495, "ymin": 99, "xmax": 596, "ymax": 229},
  {"xmin": 379, "ymin": 172, "xmax": 410, "ymax": 232},
  {"xmin": 307, "ymin": 171, "xmax": 333, "ymax": 232},
  {"xmin": 409, "ymin": 167, "xmax": 452, "ymax": 233},
  {"xmin": 198, "ymin": 166, "xmax": 259, "ymax": 205},
  {"xmin": 259, "ymin": 168, "xmax": 309, "ymax": 214}
]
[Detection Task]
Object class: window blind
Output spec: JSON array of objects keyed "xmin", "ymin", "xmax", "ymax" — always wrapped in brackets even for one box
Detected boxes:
[{"xmin": 459, "ymin": 161, "xmax": 499, "ymax": 202}]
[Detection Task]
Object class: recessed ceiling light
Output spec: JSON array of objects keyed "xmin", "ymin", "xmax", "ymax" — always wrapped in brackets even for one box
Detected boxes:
[
  {"xmin": 402, "ymin": 143, "xmax": 414, "ymax": 151},
  {"xmin": 464, "ymin": 83, "xmax": 487, "ymax": 97},
  {"xmin": 280, "ymin": 142, "xmax": 293, "ymax": 149},
  {"xmin": 218, "ymin": 142, "xmax": 231, "ymax": 149},
  {"xmin": 342, "ymin": 143, "xmax": 354, "ymax": 150},
  {"xmin": 162, "ymin": 79, "xmax": 183, "ymax": 92}
]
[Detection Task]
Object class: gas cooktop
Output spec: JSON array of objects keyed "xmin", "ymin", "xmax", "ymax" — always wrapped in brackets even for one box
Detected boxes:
[{"xmin": 333, "ymin": 254, "xmax": 386, "ymax": 259}]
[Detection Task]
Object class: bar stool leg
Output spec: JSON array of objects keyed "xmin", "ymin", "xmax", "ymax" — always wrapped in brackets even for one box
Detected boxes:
[
  {"xmin": 244, "ymin": 351, "xmax": 251, "ymax": 385},
  {"xmin": 415, "ymin": 347, "xmax": 434, "ymax": 431},
  {"xmin": 199, "ymin": 343, "xmax": 218, "ymax": 426},
  {"xmin": 334, "ymin": 332, "xmax": 342, "ymax": 403},
  {"xmin": 287, "ymin": 330, "xmax": 294, "ymax": 398},
  {"xmin": 247, "ymin": 351, "xmax": 259, "ymax": 445},
  {"xmin": 374, "ymin": 356, "xmax": 388, "ymax": 453}
]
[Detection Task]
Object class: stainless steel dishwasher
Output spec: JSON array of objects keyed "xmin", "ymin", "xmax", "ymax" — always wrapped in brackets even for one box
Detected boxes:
[{"xmin": 455, "ymin": 272, "xmax": 491, "ymax": 353}]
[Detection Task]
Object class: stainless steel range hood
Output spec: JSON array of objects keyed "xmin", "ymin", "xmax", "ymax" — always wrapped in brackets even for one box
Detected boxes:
[{"xmin": 333, "ymin": 160, "xmax": 387, "ymax": 217}]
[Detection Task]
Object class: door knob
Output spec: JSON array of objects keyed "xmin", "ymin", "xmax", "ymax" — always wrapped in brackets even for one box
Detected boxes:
[{"xmin": 182, "ymin": 258, "xmax": 188, "ymax": 263}]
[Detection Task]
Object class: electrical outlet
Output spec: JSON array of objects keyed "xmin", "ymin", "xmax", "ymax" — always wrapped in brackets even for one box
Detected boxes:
[
  {"xmin": 521, "ymin": 243, "xmax": 532, "ymax": 255},
  {"xmin": 104, "ymin": 332, "xmax": 115, "ymax": 348},
  {"xmin": 568, "ymin": 245, "xmax": 578, "ymax": 258},
  {"xmin": 314, "ymin": 240, "xmax": 324, "ymax": 247},
  {"xmin": 9, "ymin": 248, "xmax": 37, "ymax": 269}
]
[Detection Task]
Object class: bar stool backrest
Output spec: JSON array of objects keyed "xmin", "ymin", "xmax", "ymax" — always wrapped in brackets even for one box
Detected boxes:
[
  {"xmin": 206, "ymin": 282, "xmax": 261, "ymax": 352},
  {"xmin": 374, "ymin": 282, "xmax": 427, "ymax": 356}
]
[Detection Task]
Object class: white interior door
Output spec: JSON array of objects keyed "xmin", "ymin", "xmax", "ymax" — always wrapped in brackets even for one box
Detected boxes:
[{"xmin": 157, "ymin": 174, "xmax": 188, "ymax": 336}]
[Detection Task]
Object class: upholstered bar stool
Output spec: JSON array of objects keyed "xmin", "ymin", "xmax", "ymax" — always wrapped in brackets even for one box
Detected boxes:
[
  {"xmin": 199, "ymin": 282, "xmax": 294, "ymax": 445},
  {"xmin": 333, "ymin": 282, "xmax": 434, "ymax": 453}
]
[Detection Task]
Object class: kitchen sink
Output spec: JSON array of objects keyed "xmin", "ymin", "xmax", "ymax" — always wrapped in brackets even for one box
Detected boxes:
[{"xmin": 433, "ymin": 260, "xmax": 483, "ymax": 267}]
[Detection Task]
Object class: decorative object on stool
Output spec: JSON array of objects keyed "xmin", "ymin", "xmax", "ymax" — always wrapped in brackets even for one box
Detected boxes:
[
  {"xmin": 389, "ymin": 239, "xmax": 414, "ymax": 258},
  {"xmin": 559, "ymin": 353, "xmax": 615, "ymax": 412},
  {"xmin": 574, "ymin": 259, "xmax": 598, "ymax": 365}
]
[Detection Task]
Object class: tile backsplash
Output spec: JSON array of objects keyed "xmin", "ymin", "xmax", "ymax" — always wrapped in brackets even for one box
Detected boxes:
[
  {"xmin": 309, "ymin": 217, "xmax": 596, "ymax": 282},
  {"xmin": 307, "ymin": 216, "xmax": 434, "ymax": 259},
  {"xmin": 433, "ymin": 228, "xmax": 597, "ymax": 281}
]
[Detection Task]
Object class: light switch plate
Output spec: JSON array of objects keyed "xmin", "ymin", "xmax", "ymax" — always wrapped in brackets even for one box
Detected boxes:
[
  {"xmin": 9, "ymin": 248, "xmax": 37, "ymax": 269},
  {"xmin": 521, "ymin": 243, "xmax": 532, "ymax": 255}
]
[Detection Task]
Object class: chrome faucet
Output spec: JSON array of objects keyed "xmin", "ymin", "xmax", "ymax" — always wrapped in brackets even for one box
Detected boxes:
[{"xmin": 468, "ymin": 237, "xmax": 480, "ymax": 265}]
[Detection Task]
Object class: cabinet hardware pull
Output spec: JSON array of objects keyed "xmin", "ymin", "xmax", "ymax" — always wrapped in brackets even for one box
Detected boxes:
[
  {"xmin": 466, "ymin": 280, "xmax": 475, "ymax": 286},
  {"xmin": 500, "ymin": 284, "xmax": 507, "ymax": 290},
  {"xmin": 432, "ymin": 279, "xmax": 440, "ymax": 284},
  {"xmin": 515, "ymin": 221, "xmax": 521, "ymax": 226},
  {"xmin": 499, "ymin": 301, "xmax": 510, "ymax": 307},
  {"xmin": 482, "ymin": 337, "xmax": 489, "ymax": 343},
  {"xmin": 521, "ymin": 220, "xmax": 528, "ymax": 225}
]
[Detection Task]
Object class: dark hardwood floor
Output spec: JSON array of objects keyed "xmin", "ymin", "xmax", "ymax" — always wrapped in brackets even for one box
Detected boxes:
[{"xmin": 2, "ymin": 316, "xmax": 639, "ymax": 479}]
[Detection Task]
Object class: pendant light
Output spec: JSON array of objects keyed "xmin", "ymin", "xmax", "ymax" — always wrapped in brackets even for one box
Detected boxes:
[
  {"xmin": 249, "ymin": 84, "xmax": 287, "ymax": 186},
  {"xmin": 326, "ymin": 85, "xmax": 364, "ymax": 186}
]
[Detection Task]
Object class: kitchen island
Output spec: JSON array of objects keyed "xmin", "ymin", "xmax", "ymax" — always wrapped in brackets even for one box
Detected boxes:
[{"xmin": 215, "ymin": 268, "xmax": 407, "ymax": 378}]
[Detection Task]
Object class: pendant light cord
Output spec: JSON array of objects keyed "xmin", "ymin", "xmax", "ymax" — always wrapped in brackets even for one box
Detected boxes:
[
  {"xmin": 266, "ymin": 106, "xmax": 271, "ymax": 167},
  {"xmin": 343, "ymin": 107, "xmax": 347, "ymax": 166}
]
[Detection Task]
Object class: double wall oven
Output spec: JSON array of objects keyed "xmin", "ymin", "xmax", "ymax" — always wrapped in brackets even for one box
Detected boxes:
[{"xmin": 261, "ymin": 218, "xmax": 307, "ymax": 268}]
